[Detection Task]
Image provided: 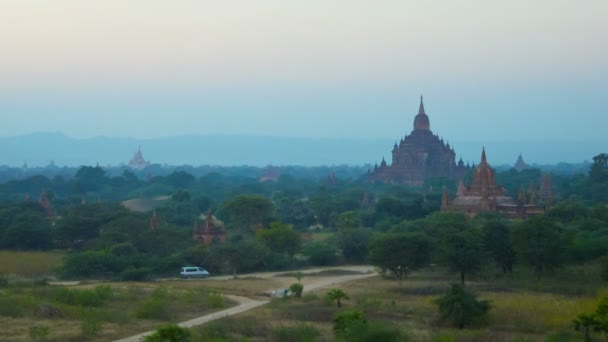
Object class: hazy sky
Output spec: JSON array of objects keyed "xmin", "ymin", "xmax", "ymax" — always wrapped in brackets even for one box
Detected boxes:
[{"xmin": 0, "ymin": 0, "xmax": 606, "ymax": 142}]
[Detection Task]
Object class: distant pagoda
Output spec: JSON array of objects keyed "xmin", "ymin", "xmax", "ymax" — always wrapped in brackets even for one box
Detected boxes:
[
  {"xmin": 128, "ymin": 146, "xmax": 150, "ymax": 170},
  {"xmin": 368, "ymin": 96, "xmax": 469, "ymax": 185},
  {"xmin": 513, "ymin": 154, "xmax": 529, "ymax": 171}
]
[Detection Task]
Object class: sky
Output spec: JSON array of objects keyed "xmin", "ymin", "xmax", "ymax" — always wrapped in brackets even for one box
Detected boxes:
[{"xmin": 0, "ymin": 1, "xmax": 607, "ymax": 146}]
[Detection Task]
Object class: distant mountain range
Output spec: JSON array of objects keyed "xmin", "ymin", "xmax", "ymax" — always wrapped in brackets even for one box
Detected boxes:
[{"xmin": 0, "ymin": 132, "xmax": 604, "ymax": 167}]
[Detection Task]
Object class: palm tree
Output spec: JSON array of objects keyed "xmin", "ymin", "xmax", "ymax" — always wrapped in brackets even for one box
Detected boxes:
[{"xmin": 327, "ymin": 288, "xmax": 349, "ymax": 308}]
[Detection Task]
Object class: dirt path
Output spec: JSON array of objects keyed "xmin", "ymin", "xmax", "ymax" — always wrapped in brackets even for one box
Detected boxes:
[{"xmin": 114, "ymin": 267, "xmax": 377, "ymax": 342}]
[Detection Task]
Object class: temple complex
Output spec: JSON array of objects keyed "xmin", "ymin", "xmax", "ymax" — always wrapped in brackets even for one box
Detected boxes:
[
  {"xmin": 513, "ymin": 154, "xmax": 529, "ymax": 171},
  {"xmin": 193, "ymin": 211, "xmax": 226, "ymax": 245},
  {"xmin": 441, "ymin": 148, "xmax": 544, "ymax": 218},
  {"xmin": 368, "ymin": 97, "xmax": 469, "ymax": 185},
  {"xmin": 128, "ymin": 146, "xmax": 150, "ymax": 170}
]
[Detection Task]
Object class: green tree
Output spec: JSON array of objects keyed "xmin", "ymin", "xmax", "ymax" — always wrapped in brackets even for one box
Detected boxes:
[
  {"xmin": 440, "ymin": 227, "xmax": 484, "ymax": 285},
  {"xmin": 481, "ymin": 219, "xmax": 515, "ymax": 273},
  {"xmin": 289, "ymin": 283, "xmax": 304, "ymax": 298},
  {"xmin": 572, "ymin": 313, "xmax": 601, "ymax": 342},
  {"xmin": 217, "ymin": 195, "xmax": 275, "ymax": 231},
  {"xmin": 590, "ymin": 153, "xmax": 608, "ymax": 183},
  {"xmin": 369, "ymin": 233, "xmax": 431, "ymax": 281},
  {"xmin": 256, "ymin": 221, "xmax": 301, "ymax": 261},
  {"xmin": 513, "ymin": 216, "xmax": 564, "ymax": 278},
  {"xmin": 73, "ymin": 166, "xmax": 108, "ymax": 193},
  {"xmin": 145, "ymin": 324, "xmax": 191, "ymax": 342},
  {"xmin": 327, "ymin": 288, "xmax": 349, "ymax": 308},
  {"xmin": 337, "ymin": 228, "xmax": 372, "ymax": 263},
  {"xmin": 434, "ymin": 284, "xmax": 492, "ymax": 329}
]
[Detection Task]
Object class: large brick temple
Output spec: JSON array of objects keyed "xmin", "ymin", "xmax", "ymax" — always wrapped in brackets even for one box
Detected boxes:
[{"xmin": 368, "ymin": 96, "xmax": 469, "ymax": 185}]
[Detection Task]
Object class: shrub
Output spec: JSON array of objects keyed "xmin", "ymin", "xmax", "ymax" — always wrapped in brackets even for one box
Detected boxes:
[
  {"xmin": 94, "ymin": 285, "xmax": 113, "ymax": 301},
  {"xmin": 206, "ymin": 292, "xmax": 224, "ymax": 308},
  {"xmin": 289, "ymin": 283, "xmax": 304, "ymax": 298},
  {"xmin": 333, "ymin": 310, "xmax": 367, "ymax": 338},
  {"xmin": 0, "ymin": 295, "xmax": 25, "ymax": 317},
  {"xmin": 136, "ymin": 298, "xmax": 172, "ymax": 320},
  {"xmin": 145, "ymin": 324, "xmax": 191, "ymax": 342},
  {"xmin": 434, "ymin": 284, "xmax": 492, "ymax": 329},
  {"xmin": 121, "ymin": 267, "xmax": 152, "ymax": 282},
  {"xmin": 272, "ymin": 324, "xmax": 320, "ymax": 342},
  {"xmin": 29, "ymin": 325, "xmax": 50, "ymax": 341},
  {"xmin": 54, "ymin": 287, "xmax": 104, "ymax": 307}
]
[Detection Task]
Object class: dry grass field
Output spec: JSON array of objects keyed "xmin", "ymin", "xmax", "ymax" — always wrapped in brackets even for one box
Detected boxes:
[
  {"xmin": 0, "ymin": 251, "xmax": 64, "ymax": 278},
  {"xmin": 189, "ymin": 265, "xmax": 608, "ymax": 341},
  {"xmin": 0, "ymin": 280, "xmax": 237, "ymax": 341}
]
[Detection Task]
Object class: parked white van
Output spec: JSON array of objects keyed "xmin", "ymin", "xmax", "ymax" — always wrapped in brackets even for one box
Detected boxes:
[{"xmin": 180, "ymin": 266, "xmax": 210, "ymax": 279}]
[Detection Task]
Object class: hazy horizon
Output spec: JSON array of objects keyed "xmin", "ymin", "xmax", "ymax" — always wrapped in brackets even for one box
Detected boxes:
[{"xmin": 0, "ymin": 1, "xmax": 606, "ymax": 163}]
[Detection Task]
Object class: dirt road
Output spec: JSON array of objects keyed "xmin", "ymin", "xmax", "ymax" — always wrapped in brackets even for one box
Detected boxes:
[{"xmin": 114, "ymin": 266, "xmax": 376, "ymax": 342}]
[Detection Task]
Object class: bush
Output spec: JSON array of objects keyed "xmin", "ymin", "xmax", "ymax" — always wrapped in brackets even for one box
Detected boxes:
[
  {"xmin": 0, "ymin": 295, "xmax": 25, "ymax": 317},
  {"xmin": 135, "ymin": 298, "xmax": 172, "ymax": 320},
  {"xmin": 29, "ymin": 325, "xmax": 50, "ymax": 341},
  {"xmin": 434, "ymin": 284, "xmax": 492, "ymax": 329},
  {"xmin": 121, "ymin": 267, "xmax": 152, "ymax": 282},
  {"xmin": 206, "ymin": 292, "xmax": 224, "ymax": 308},
  {"xmin": 272, "ymin": 324, "xmax": 320, "ymax": 342},
  {"xmin": 54, "ymin": 287, "xmax": 105, "ymax": 307},
  {"xmin": 333, "ymin": 310, "xmax": 367, "ymax": 338},
  {"xmin": 289, "ymin": 283, "xmax": 304, "ymax": 298},
  {"xmin": 145, "ymin": 324, "xmax": 191, "ymax": 342}
]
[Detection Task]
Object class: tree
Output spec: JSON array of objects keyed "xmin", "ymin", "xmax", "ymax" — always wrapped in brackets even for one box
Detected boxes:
[
  {"xmin": 219, "ymin": 238, "xmax": 269, "ymax": 278},
  {"xmin": 513, "ymin": 216, "xmax": 564, "ymax": 278},
  {"xmin": 590, "ymin": 153, "xmax": 608, "ymax": 183},
  {"xmin": 73, "ymin": 166, "xmax": 108, "ymax": 193},
  {"xmin": 302, "ymin": 241, "xmax": 337, "ymax": 266},
  {"xmin": 434, "ymin": 284, "xmax": 491, "ymax": 329},
  {"xmin": 217, "ymin": 195, "xmax": 275, "ymax": 231},
  {"xmin": 255, "ymin": 222, "xmax": 301, "ymax": 261},
  {"xmin": 53, "ymin": 203, "xmax": 129, "ymax": 249},
  {"xmin": 571, "ymin": 297, "xmax": 608, "ymax": 341},
  {"xmin": 336, "ymin": 228, "xmax": 372, "ymax": 263},
  {"xmin": 289, "ymin": 283, "xmax": 304, "ymax": 298},
  {"xmin": 327, "ymin": 288, "xmax": 349, "ymax": 308},
  {"xmin": 145, "ymin": 324, "xmax": 191, "ymax": 342},
  {"xmin": 481, "ymin": 219, "xmax": 515, "ymax": 273},
  {"xmin": 572, "ymin": 313, "xmax": 601, "ymax": 342},
  {"xmin": 440, "ymin": 227, "xmax": 484, "ymax": 285},
  {"xmin": 369, "ymin": 233, "xmax": 431, "ymax": 281},
  {"xmin": 335, "ymin": 211, "xmax": 360, "ymax": 230}
]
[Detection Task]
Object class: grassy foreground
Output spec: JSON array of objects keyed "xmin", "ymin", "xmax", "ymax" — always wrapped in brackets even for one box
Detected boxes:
[
  {"xmin": 0, "ymin": 281, "xmax": 235, "ymax": 341},
  {"xmin": 190, "ymin": 265, "xmax": 607, "ymax": 341}
]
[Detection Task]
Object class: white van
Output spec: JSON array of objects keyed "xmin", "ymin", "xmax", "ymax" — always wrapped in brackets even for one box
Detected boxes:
[{"xmin": 180, "ymin": 266, "xmax": 210, "ymax": 279}]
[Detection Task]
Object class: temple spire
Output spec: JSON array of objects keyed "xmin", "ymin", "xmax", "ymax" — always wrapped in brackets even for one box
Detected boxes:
[
  {"xmin": 481, "ymin": 147, "xmax": 487, "ymax": 163},
  {"xmin": 418, "ymin": 95, "xmax": 425, "ymax": 115}
]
